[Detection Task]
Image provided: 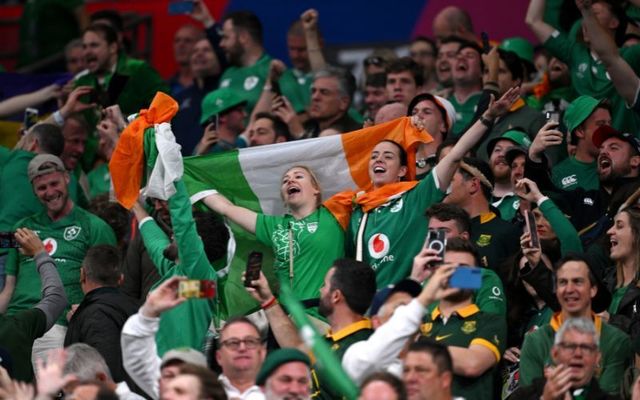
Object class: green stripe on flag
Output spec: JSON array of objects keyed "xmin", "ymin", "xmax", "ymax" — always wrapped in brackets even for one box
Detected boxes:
[
  {"xmin": 183, "ymin": 151, "xmax": 276, "ymax": 319},
  {"xmin": 280, "ymin": 285, "xmax": 359, "ymax": 400}
]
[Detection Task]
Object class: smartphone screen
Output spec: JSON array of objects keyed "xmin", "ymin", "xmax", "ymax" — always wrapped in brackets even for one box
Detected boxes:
[
  {"xmin": 0, "ymin": 232, "xmax": 18, "ymax": 249},
  {"xmin": 24, "ymin": 108, "xmax": 39, "ymax": 130},
  {"xmin": 178, "ymin": 280, "xmax": 216, "ymax": 298},
  {"xmin": 244, "ymin": 251, "xmax": 263, "ymax": 287},
  {"xmin": 525, "ymin": 210, "xmax": 540, "ymax": 249},
  {"xmin": 481, "ymin": 32, "xmax": 490, "ymax": 54},
  {"xmin": 449, "ymin": 266, "xmax": 482, "ymax": 290},
  {"xmin": 545, "ymin": 111, "xmax": 560, "ymax": 124}
]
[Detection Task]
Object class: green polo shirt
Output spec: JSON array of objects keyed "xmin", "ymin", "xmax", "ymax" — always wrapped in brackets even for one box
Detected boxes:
[
  {"xmin": 218, "ymin": 53, "xmax": 272, "ymax": 115},
  {"xmin": 551, "ymin": 157, "xmax": 599, "ymax": 192},
  {"xmin": 314, "ymin": 319, "xmax": 373, "ymax": 399},
  {"xmin": 449, "ymin": 92, "xmax": 482, "ymax": 137},
  {"xmin": 420, "ymin": 304, "xmax": 506, "ymax": 400},
  {"xmin": 470, "ymin": 211, "xmax": 520, "ymax": 271},
  {"xmin": 279, "ymin": 68, "xmax": 312, "ymax": 113},
  {"xmin": 493, "ymin": 194, "xmax": 520, "ymax": 222}
]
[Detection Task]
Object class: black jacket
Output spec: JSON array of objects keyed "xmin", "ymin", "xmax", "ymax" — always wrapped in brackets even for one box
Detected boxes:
[
  {"xmin": 64, "ymin": 287, "xmax": 140, "ymax": 384},
  {"xmin": 511, "ymin": 377, "xmax": 621, "ymax": 400},
  {"xmin": 607, "ymin": 274, "xmax": 640, "ymax": 342}
]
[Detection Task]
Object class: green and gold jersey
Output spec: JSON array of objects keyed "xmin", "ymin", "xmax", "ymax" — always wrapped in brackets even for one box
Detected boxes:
[
  {"xmin": 347, "ymin": 171, "xmax": 445, "ymax": 288},
  {"xmin": 6, "ymin": 206, "xmax": 116, "ymax": 325},
  {"xmin": 470, "ymin": 211, "xmax": 521, "ymax": 271},
  {"xmin": 420, "ymin": 304, "xmax": 506, "ymax": 400},
  {"xmin": 218, "ymin": 53, "xmax": 272, "ymax": 115}
]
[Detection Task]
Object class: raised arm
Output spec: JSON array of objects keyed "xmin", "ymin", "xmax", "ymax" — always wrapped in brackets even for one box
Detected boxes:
[
  {"xmin": 578, "ymin": 0, "xmax": 639, "ymax": 105},
  {"xmin": 526, "ymin": 0, "xmax": 555, "ymax": 43},
  {"xmin": 435, "ymin": 86, "xmax": 520, "ymax": 188},
  {"xmin": 201, "ymin": 192, "xmax": 257, "ymax": 234},
  {"xmin": 301, "ymin": 9, "xmax": 326, "ymax": 72}
]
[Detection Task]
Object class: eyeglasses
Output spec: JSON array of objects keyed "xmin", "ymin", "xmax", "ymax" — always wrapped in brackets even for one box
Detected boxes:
[
  {"xmin": 220, "ymin": 337, "xmax": 262, "ymax": 350},
  {"xmin": 557, "ymin": 342, "xmax": 598, "ymax": 354}
]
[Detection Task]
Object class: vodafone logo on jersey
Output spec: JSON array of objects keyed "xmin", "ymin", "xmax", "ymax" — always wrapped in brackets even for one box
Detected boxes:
[
  {"xmin": 368, "ymin": 233, "xmax": 390, "ymax": 259},
  {"xmin": 43, "ymin": 238, "xmax": 57, "ymax": 256}
]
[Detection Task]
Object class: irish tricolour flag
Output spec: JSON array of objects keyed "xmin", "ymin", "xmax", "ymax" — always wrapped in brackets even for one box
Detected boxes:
[{"xmin": 182, "ymin": 116, "xmax": 431, "ymax": 318}]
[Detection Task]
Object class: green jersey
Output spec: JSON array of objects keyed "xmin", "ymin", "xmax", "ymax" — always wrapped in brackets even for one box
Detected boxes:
[
  {"xmin": 544, "ymin": 30, "xmax": 640, "ymax": 135},
  {"xmin": 609, "ymin": 286, "xmax": 630, "ymax": 315},
  {"xmin": 255, "ymin": 207, "xmax": 344, "ymax": 304},
  {"xmin": 493, "ymin": 194, "xmax": 520, "ymax": 222},
  {"xmin": 449, "ymin": 92, "xmax": 482, "ymax": 137},
  {"xmin": 87, "ymin": 163, "xmax": 111, "ymax": 199},
  {"xmin": 519, "ymin": 313, "xmax": 631, "ymax": 394},
  {"xmin": 0, "ymin": 309, "xmax": 46, "ymax": 382},
  {"xmin": 219, "ymin": 53, "xmax": 272, "ymax": 115},
  {"xmin": 6, "ymin": 206, "xmax": 116, "ymax": 325},
  {"xmin": 551, "ymin": 157, "xmax": 599, "ymax": 192},
  {"xmin": 279, "ymin": 69, "xmax": 312, "ymax": 113},
  {"xmin": 347, "ymin": 171, "xmax": 445, "ymax": 288},
  {"xmin": 420, "ymin": 304, "xmax": 506, "ymax": 400},
  {"xmin": 0, "ymin": 150, "xmax": 41, "ymax": 238}
]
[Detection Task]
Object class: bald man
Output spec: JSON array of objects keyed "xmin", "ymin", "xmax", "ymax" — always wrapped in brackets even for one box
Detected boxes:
[{"xmin": 433, "ymin": 6, "xmax": 476, "ymax": 44}]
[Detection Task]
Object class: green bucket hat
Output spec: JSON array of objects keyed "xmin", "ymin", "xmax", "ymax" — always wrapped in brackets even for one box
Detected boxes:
[
  {"xmin": 255, "ymin": 348, "xmax": 311, "ymax": 385},
  {"xmin": 200, "ymin": 87, "xmax": 247, "ymax": 125},
  {"xmin": 486, "ymin": 128, "xmax": 532, "ymax": 157},
  {"xmin": 500, "ymin": 37, "xmax": 534, "ymax": 64},
  {"xmin": 563, "ymin": 95, "xmax": 605, "ymax": 134}
]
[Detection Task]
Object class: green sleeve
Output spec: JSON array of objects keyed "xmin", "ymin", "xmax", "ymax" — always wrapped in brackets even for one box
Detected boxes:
[
  {"xmin": 5, "ymin": 248, "xmax": 18, "ymax": 276},
  {"xmin": 413, "ymin": 169, "xmax": 446, "ymax": 209},
  {"xmin": 254, "ymin": 213, "xmax": 277, "ymax": 247},
  {"xmin": 169, "ymin": 180, "xmax": 215, "ymax": 279},
  {"xmin": 621, "ymin": 44, "xmax": 640, "ymax": 72},
  {"xmin": 472, "ymin": 313, "xmax": 507, "ymax": 359},
  {"xmin": 139, "ymin": 219, "xmax": 174, "ymax": 276},
  {"xmin": 519, "ymin": 330, "xmax": 545, "ymax": 386},
  {"xmin": 598, "ymin": 327, "xmax": 631, "ymax": 394},
  {"xmin": 475, "ymin": 269, "xmax": 506, "ymax": 315},
  {"xmin": 539, "ymin": 199, "xmax": 582, "ymax": 255},
  {"xmin": 89, "ymin": 217, "xmax": 117, "ymax": 246},
  {"xmin": 543, "ymin": 30, "xmax": 575, "ymax": 65}
]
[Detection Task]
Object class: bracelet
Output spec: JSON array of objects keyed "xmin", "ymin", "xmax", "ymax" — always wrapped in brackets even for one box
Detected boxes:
[
  {"xmin": 52, "ymin": 110, "xmax": 65, "ymax": 126},
  {"xmin": 261, "ymin": 297, "xmax": 278, "ymax": 310},
  {"xmin": 479, "ymin": 115, "xmax": 493, "ymax": 127}
]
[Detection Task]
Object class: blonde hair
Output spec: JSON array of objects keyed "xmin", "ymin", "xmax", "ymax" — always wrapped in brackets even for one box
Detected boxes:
[{"xmin": 280, "ymin": 165, "xmax": 323, "ymax": 207}]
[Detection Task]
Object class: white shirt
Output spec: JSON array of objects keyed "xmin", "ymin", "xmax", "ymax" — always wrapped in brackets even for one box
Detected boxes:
[
  {"xmin": 219, "ymin": 375, "xmax": 265, "ymax": 400},
  {"xmin": 116, "ymin": 381, "xmax": 146, "ymax": 400}
]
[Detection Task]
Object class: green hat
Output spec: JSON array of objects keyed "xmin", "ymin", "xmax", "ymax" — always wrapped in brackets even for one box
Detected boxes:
[
  {"xmin": 500, "ymin": 37, "xmax": 534, "ymax": 64},
  {"xmin": 563, "ymin": 95, "xmax": 605, "ymax": 133},
  {"xmin": 255, "ymin": 348, "xmax": 311, "ymax": 385},
  {"xmin": 486, "ymin": 128, "xmax": 532, "ymax": 157},
  {"xmin": 200, "ymin": 87, "xmax": 247, "ymax": 125}
]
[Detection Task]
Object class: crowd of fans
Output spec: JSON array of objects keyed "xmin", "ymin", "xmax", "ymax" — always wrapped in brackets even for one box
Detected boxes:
[{"xmin": 4, "ymin": 0, "xmax": 640, "ymax": 399}]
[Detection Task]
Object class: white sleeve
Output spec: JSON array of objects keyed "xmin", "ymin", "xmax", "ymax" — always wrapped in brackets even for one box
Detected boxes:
[
  {"xmin": 342, "ymin": 299, "xmax": 426, "ymax": 384},
  {"xmin": 121, "ymin": 312, "xmax": 162, "ymax": 400}
]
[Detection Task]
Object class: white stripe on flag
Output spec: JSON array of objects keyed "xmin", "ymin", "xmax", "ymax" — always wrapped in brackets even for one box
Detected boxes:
[{"xmin": 238, "ymin": 135, "xmax": 357, "ymax": 215}]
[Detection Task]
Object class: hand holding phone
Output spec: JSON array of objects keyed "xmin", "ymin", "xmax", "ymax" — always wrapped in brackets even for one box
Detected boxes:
[
  {"xmin": 524, "ymin": 210, "xmax": 540, "ymax": 249},
  {"xmin": 424, "ymin": 229, "xmax": 447, "ymax": 266},
  {"xmin": 168, "ymin": 0, "xmax": 195, "ymax": 15},
  {"xmin": 24, "ymin": 108, "xmax": 39, "ymax": 131}
]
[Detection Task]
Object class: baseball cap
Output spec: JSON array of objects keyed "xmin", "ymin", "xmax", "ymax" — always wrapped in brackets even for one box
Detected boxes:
[
  {"xmin": 27, "ymin": 154, "xmax": 66, "ymax": 182},
  {"xmin": 592, "ymin": 125, "xmax": 640, "ymax": 155},
  {"xmin": 200, "ymin": 87, "xmax": 248, "ymax": 125},
  {"xmin": 160, "ymin": 348, "xmax": 207, "ymax": 368},
  {"xmin": 368, "ymin": 279, "xmax": 422, "ymax": 317},
  {"xmin": 486, "ymin": 128, "xmax": 532, "ymax": 158},
  {"xmin": 255, "ymin": 348, "xmax": 311, "ymax": 385},
  {"xmin": 563, "ymin": 95, "xmax": 606, "ymax": 134},
  {"xmin": 407, "ymin": 93, "xmax": 457, "ymax": 134},
  {"xmin": 499, "ymin": 37, "xmax": 534, "ymax": 64}
]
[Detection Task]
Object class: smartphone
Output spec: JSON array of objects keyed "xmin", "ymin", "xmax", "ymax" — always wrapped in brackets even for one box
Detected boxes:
[
  {"xmin": 244, "ymin": 251, "xmax": 263, "ymax": 287},
  {"xmin": 24, "ymin": 108, "xmax": 39, "ymax": 130},
  {"xmin": 481, "ymin": 32, "xmax": 490, "ymax": 54},
  {"xmin": 168, "ymin": 0, "xmax": 194, "ymax": 15},
  {"xmin": 0, "ymin": 232, "xmax": 19, "ymax": 249},
  {"xmin": 449, "ymin": 266, "xmax": 482, "ymax": 290},
  {"xmin": 271, "ymin": 80, "xmax": 282, "ymax": 97},
  {"xmin": 525, "ymin": 210, "xmax": 540, "ymax": 249},
  {"xmin": 545, "ymin": 110, "xmax": 560, "ymax": 124},
  {"xmin": 425, "ymin": 228, "xmax": 446, "ymax": 257},
  {"xmin": 178, "ymin": 279, "xmax": 216, "ymax": 298}
]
